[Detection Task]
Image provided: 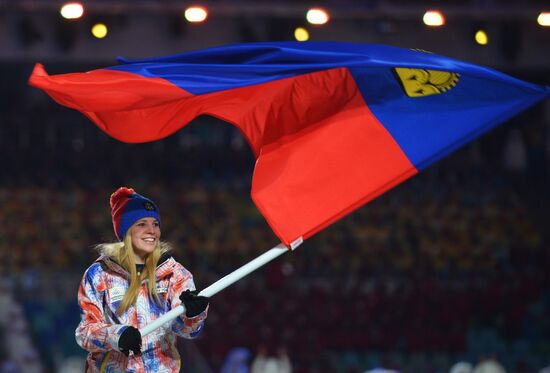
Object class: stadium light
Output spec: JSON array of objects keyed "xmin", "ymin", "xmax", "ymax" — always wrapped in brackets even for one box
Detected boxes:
[
  {"xmin": 474, "ymin": 29, "xmax": 489, "ymax": 45},
  {"xmin": 91, "ymin": 23, "xmax": 108, "ymax": 39},
  {"xmin": 538, "ymin": 12, "xmax": 550, "ymax": 26},
  {"xmin": 306, "ymin": 8, "xmax": 329, "ymax": 25},
  {"xmin": 60, "ymin": 2, "xmax": 84, "ymax": 20},
  {"xmin": 185, "ymin": 6, "xmax": 208, "ymax": 23},
  {"xmin": 294, "ymin": 27, "xmax": 309, "ymax": 41},
  {"xmin": 423, "ymin": 10, "xmax": 445, "ymax": 27}
]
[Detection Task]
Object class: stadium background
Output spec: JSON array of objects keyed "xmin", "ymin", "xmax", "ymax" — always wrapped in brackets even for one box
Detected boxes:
[{"xmin": 0, "ymin": 1, "xmax": 549, "ymax": 372}]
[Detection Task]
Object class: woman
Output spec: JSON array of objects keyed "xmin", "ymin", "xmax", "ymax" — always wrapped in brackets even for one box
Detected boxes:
[{"xmin": 76, "ymin": 187, "xmax": 209, "ymax": 372}]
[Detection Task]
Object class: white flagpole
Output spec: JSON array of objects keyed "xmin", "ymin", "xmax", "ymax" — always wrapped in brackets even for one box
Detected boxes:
[{"xmin": 140, "ymin": 243, "xmax": 290, "ymax": 337}]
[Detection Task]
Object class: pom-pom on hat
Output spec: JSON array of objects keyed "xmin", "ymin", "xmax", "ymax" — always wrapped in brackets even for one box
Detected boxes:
[{"xmin": 110, "ymin": 187, "xmax": 161, "ymax": 241}]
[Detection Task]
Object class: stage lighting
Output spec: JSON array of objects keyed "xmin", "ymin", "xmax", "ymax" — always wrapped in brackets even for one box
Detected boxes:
[
  {"xmin": 538, "ymin": 12, "xmax": 550, "ymax": 26},
  {"xmin": 306, "ymin": 8, "xmax": 329, "ymax": 25},
  {"xmin": 185, "ymin": 6, "xmax": 208, "ymax": 23},
  {"xmin": 60, "ymin": 2, "xmax": 84, "ymax": 20},
  {"xmin": 475, "ymin": 30, "xmax": 488, "ymax": 45},
  {"xmin": 294, "ymin": 27, "xmax": 309, "ymax": 41},
  {"xmin": 91, "ymin": 23, "xmax": 108, "ymax": 39},
  {"xmin": 423, "ymin": 10, "xmax": 445, "ymax": 27}
]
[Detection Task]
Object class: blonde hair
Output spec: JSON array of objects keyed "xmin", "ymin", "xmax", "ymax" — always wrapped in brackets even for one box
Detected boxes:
[{"xmin": 98, "ymin": 234, "xmax": 171, "ymax": 316}]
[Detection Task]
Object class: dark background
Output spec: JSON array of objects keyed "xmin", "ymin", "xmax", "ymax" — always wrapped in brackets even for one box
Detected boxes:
[{"xmin": 0, "ymin": 1, "xmax": 549, "ymax": 372}]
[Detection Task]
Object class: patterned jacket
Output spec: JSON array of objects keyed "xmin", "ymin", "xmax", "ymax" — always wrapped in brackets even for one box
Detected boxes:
[{"xmin": 75, "ymin": 254, "xmax": 208, "ymax": 373}]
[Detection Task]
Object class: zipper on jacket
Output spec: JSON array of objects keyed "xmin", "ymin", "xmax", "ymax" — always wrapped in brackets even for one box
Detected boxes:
[{"xmin": 99, "ymin": 351, "xmax": 111, "ymax": 373}]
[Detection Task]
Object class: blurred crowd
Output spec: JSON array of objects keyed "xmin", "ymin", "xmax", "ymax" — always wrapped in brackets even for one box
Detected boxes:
[{"xmin": 0, "ymin": 64, "xmax": 549, "ymax": 373}]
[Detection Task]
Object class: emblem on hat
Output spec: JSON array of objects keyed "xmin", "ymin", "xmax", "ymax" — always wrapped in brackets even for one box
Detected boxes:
[{"xmin": 144, "ymin": 202, "xmax": 156, "ymax": 211}]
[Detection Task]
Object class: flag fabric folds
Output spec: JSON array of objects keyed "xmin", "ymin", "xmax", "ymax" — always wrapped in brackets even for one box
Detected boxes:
[{"xmin": 28, "ymin": 42, "xmax": 549, "ymax": 248}]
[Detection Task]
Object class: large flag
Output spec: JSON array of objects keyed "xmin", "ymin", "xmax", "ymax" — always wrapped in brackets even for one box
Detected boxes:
[{"xmin": 29, "ymin": 42, "xmax": 549, "ymax": 248}]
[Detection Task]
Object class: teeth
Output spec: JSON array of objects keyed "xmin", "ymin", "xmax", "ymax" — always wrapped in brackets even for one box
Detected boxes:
[{"xmin": 143, "ymin": 238, "xmax": 155, "ymax": 242}]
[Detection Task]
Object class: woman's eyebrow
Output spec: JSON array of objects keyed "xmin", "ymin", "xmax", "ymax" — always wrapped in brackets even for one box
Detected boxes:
[{"xmin": 136, "ymin": 218, "xmax": 159, "ymax": 223}]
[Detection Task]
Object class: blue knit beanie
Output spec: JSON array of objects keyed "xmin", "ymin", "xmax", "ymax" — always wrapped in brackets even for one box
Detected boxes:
[{"xmin": 110, "ymin": 187, "xmax": 161, "ymax": 241}]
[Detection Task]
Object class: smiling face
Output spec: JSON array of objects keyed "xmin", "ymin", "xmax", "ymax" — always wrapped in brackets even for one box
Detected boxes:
[{"xmin": 129, "ymin": 217, "xmax": 161, "ymax": 264}]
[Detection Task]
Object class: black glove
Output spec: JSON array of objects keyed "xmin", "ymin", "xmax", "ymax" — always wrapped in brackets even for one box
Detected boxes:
[
  {"xmin": 179, "ymin": 289, "xmax": 209, "ymax": 318},
  {"xmin": 118, "ymin": 326, "xmax": 141, "ymax": 356}
]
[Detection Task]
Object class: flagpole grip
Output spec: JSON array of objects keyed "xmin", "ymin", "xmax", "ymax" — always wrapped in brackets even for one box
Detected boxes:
[{"xmin": 140, "ymin": 243, "xmax": 289, "ymax": 337}]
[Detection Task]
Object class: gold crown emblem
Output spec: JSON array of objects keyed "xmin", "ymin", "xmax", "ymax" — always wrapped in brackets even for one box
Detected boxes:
[
  {"xmin": 394, "ymin": 67, "xmax": 460, "ymax": 97},
  {"xmin": 143, "ymin": 202, "xmax": 155, "ymax": 211}
]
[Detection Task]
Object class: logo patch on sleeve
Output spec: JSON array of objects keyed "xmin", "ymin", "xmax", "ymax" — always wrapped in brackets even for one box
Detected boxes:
[
  {"xmin": 156, "ymin": 286, "xmax": 168, "ymax": 293},
  {"xmin": 109, "ymin": 287, "xmax": 126, "ymax": 303}
]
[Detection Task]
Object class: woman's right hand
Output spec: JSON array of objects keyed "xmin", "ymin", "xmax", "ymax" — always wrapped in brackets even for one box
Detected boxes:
[{"xmin": 118, "ymin": 326, "xmax": 142, "ymax": 356}]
